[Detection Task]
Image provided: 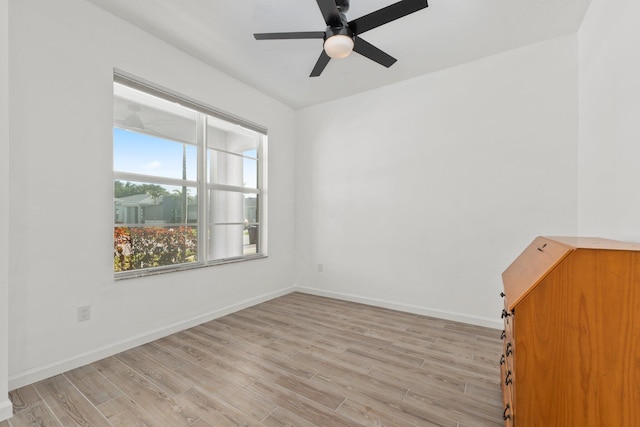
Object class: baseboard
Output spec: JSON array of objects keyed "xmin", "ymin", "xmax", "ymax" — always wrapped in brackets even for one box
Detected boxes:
[
  {"xmin": 8, "ymin": 286, "xmax": 295, "ymax": 390},
  {"xmin": 294, "ymin": 286, "xmax": 503, "ymax": 330},
  {"xmin": 0, "ymin": 399, "xmax": 12, "ymax": 422}
]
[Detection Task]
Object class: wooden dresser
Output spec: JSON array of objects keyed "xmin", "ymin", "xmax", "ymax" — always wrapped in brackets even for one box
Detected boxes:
[{"xmin": 499, "ymin": 236, "xmax": 640, "ymax": 426}]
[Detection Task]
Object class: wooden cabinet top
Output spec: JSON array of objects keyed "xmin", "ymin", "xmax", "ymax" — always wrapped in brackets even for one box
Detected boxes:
[
  {"xmin": 502, "ymin": 236, "xmax": 640, "ymax": 311},
  {"xmin": 544, "ymin": 236, "xmax": 640, "ymax": 250}
]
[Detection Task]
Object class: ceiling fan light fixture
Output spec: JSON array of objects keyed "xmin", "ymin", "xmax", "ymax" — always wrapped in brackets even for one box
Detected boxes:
[
  {"xmin": 324, "ymin": 34, "xmax": 354, "ymax": 59},
  {"xmin": 254, "ymin": 0, "xmax": 429, "ymax": 76}
]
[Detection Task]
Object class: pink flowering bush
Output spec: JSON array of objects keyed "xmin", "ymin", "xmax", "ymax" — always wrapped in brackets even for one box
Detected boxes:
[{"xmin": 114, "ymin": 226, "xmax": 197, "ymax": 272}]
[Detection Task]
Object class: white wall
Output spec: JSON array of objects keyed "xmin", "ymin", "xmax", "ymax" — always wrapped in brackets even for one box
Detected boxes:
[
  {"xmin": 8, "ymin": 0, "xmax": 296, "ymax": 388},
  {"xmin": 1, "ymin": 0, "xmax": 12, "ymax": 421},
  {"xmin": 578, "ymin": 0, "xmax": 640, "ymax": 241},
  {"xmin": 296, "ymin": 35, "xmax": 579, "ymax": 328}
]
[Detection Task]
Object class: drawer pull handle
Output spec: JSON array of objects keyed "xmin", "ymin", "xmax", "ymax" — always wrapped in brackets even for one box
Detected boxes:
[
  {"xmin": 500, "ymin": 292, "xmax": 506, "ymax": 298},
  {"xmin": 506, "ymin": 342, "xmax": 513, "ymax": 356},
  {"xmin": 500, "ymin": 354, "xmax": 505, "ymax": 365},
  {"xmin": 501, "ymin": 309, "xmax": 511, "ymax": 318},
  {"xmin": 505, "ymin": 370, "xmax": 513, "ymax": 385},
  {"xmin": 501, "ymin": 330, "xmax": 506, "ymax": 340},
  {"xmin": 537, "ymin": 243, "xmax": 548, "ymax": 252},
  {"xmin": 503, "ymin": 403, "xmax": 511, "ymax": 420}
]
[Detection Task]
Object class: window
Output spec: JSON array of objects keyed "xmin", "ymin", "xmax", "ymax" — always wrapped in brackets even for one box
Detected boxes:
[{"xmin": 113, "ymin": 72, "xmax": 266, "ymax": 277}]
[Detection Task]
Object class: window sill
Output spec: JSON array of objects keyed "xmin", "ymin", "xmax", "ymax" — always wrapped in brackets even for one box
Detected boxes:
[{"xmin": 114, "ymin": 254, "xmax": 268, "ymax": 281}]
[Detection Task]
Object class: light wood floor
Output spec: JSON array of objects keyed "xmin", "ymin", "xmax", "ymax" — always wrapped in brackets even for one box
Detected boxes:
[{"xmin": 0, "ymin": 292, "xmax": 504, "ymax": 427}]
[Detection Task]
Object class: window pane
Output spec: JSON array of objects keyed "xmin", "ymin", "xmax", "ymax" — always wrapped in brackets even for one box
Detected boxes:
[
  {"xmin": 114, "ymin": 128, "xmax": 197, "ymax": 181},
  {"xmin": 114, "ymin": 179, "xmax": 198, "ymax": 272},
  {"xmin": 244, "ymin": 224, "xmax": 259, "ymax": 255},
  {"xmin": 208, "ymin": 224, "xmax": 254, "ymax": 260},
  {"xmin": 207, "ymin": 117, "xmax": 260, "ymax": 155},
  {"xmin": 114, "ymin": 180, "xmax": 197, "ymax": 225},
  {"xmin": 208, "ymin": 190, "xmax": 244, "ymax": 224},
  {"xmin": 207, "ymin": 192, "xmax": 259, "ymax": 261},
  {"xmin": 244, "ymin": 195, "xmax": 259, "ymax": 224},
  {"xmin": 243, "ymin": 155, "xmax": 258, "ymax": 189},
  {"xmin": 114, "ymin": 225, "xmax": 197, "ymax": 272},
  {"xmin": 114, "ymin": 83, "xmax": 197, "ymax": 146},
  {"xmin": 207, "ymin": 150, "xmax": 257, "ymax": 188}
]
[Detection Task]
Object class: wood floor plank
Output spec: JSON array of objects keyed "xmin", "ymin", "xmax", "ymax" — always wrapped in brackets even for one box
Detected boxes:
[
  {"xmin": 293, "ymin": 354, "xmax": 409, "ymax": 402},
  {"xmin": 115, "ymin": 348, "xmax": 192, "ymax": 396},
  {"xmin": 95, "ymin": 357, "xmax": 199, "ymax": 427},
  {"xmin": 241, "ymin": 306, "xmax": 327, "ymax": 340},
  {"xmin": 97, "ymin": 395, "xmax": 167, "ymax": 427},
  {"xmin": 187, "ymin": 420, "xmax": 214, "ymax": 427},
  {"xmin": 265, "ymin": 373, "xmax": 346, "ymax": 411},
  {"xmin": 170, "ymin": 329, "xmax": 235, "ymax": 363},
  {"xmin": 135, "ymin": 342, "xmax": 187, "ymax": 371},
  {"xmin": 175, "ymin": 387, "xmax": 260, "ymax": 427},
  {"xmin": 5, "ymin": 402, "xmax": 62, "ymax": 427},
  {"xmin": 184, "ymin": 326, "xmax": 347, "ymax": 382},
  {"xmin": 8, "ymin": 385, "xmax": 42, "ymax": 414},
  {"xmin": 33, "ymin": 374, "xmax": 112, "ymax": 427},
  {"xmin": 337, "ymin": 397, "xmax": 443, "ymax": 427},
  {"xmin": 404, "ymin": 389, "xmax": 503, "ymax": 426},
  {"xmin": 91, "ymin": 356, "xmax": 129, "ymax": 378},
  {"xmin": 150, "ymin": 334, "xmax": 185, "ymax": 352},
  {"xmin": 350, "ymin": 391, "xmax": 460, "ymax": 427},
  {"xmin": 174, "ymin": 362, "xmax": 276, "ymax": 422},
  {"xmin": 171, "ymin": 345, "xmax": 260, "ymax": 387},
  {"xmin": 246, "ymin": 379, "xmax": 359, "ymax": 427},
  {"xmin": 177, "ymin": 330, "xmax": 257, "ymax": 367},
  {"xmin": 64, "ymin": 365, "xmax": 122, "ymax": 406},
  {"xmin": 3, "ymin": 292, "xmax": 503, "ymax": 426},
  {"xmin": 261, "ymin": 406, "xmax": 319, "ymax": 427},
  {"xmin": 369, "ymin": 358, "xmax": 468, "ymax": 396},
  {"xmin": 219, "ymin": 338, "xmax": 319, "ymax": 380},
  {"xmin": 444, "ymin": 321, "xmax": 501, "ymax": 339},
  {"xmin": 344, "ymin": 341, "xmax": 426, "ymax": 368}
]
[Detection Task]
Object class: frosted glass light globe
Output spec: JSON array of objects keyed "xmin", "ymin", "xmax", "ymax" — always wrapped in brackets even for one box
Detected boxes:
[{"xmin": 324, "ymin": 35, "xmax": 354, "ymax": 59}]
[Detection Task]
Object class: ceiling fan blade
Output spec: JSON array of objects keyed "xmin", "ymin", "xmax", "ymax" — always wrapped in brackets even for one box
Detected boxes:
[
  {"xmin": 315, "ymin": 0, "xmax": 342, "ymax": 27},
  {"xmin": 310, "ymin": 50, "xmax": 331, "ymax": 77},
  {"xmin": 353, "ymin": 37, "xmax": 397, "ymax": 68},
  {"xmin": 254, "ymin": 31, "xmax": 325, "ymax": 40},
  {"xmin": 349, "ymin": 0, "xmax": 428, "ymax": 35}
]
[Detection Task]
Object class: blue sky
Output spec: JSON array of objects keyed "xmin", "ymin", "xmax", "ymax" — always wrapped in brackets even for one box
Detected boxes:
[
  {"xmin": 114, "ymin": 128, "xmax": 197, "ymax": 181},
  {"xmin": 114, "ymin": 128, "xmax": 258, "ymax": 189}
]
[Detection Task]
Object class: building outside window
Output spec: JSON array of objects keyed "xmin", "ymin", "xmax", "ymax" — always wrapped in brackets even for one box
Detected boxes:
[{"xmin": 113, "ymin": 73, "xmax": 266, "ymax": 277}]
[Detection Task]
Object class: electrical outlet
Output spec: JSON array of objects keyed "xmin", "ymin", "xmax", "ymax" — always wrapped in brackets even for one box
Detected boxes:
[
  {"xmin": 77, "ymin": 305, "xmax": 91, "ymax": 322},
  {"xmin": 318, "ymin": 263, "xmax": 324, "ymax": 272}
]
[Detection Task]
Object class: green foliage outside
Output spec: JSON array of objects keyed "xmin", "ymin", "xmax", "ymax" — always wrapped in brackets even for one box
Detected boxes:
[
  {"xmin": 114, "ymin": 226, "xmax": 197, "ymax": 272},
  {"xmin": 114, "ymin": 180, "xmax": 169, "ymax": 199}
]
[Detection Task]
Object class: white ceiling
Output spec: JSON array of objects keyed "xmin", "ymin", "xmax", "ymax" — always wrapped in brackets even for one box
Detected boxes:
[{"xmin": 86, "ymin": 0, "xmax": 591, "ymax": 110}]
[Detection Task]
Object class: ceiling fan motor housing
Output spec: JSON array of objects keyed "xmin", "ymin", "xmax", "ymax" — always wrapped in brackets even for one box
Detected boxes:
[
  {"xmin": 325, "ymin": 24, "xmax": 353, "ymax": 41},
  {"xmin": 335, "ymin": 0, "xmax": 350, "ymax": 13}
]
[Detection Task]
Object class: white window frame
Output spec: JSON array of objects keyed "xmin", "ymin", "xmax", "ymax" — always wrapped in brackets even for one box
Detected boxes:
[{"xmin": 113, "ymin": 71, "xmax": 267, "ymax": 279}]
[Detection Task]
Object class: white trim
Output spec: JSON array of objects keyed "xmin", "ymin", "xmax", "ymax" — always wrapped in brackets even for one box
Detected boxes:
[
  {"xmin": 0, "ymin": 399, "xmax": 12, "ymax": 422},
  {"xmin": 113, "ymin": 171, "xmax": 198, "ymax": 189},
  {"xmin": 114, "ymin": 70, "xmax": 268, "ymax": 135},
  {"xmin": 294, "ymin": 286, "xmax": 503, "ymax": 330},
  {"xmin": 8, "ymin": 286, "xmax": 295, "ymax": 390}
]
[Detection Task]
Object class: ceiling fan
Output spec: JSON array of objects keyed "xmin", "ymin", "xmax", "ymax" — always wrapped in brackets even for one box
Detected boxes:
[{"xmin": 254, "ymin": 0, "xmax": 429, "ymax": 77}]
